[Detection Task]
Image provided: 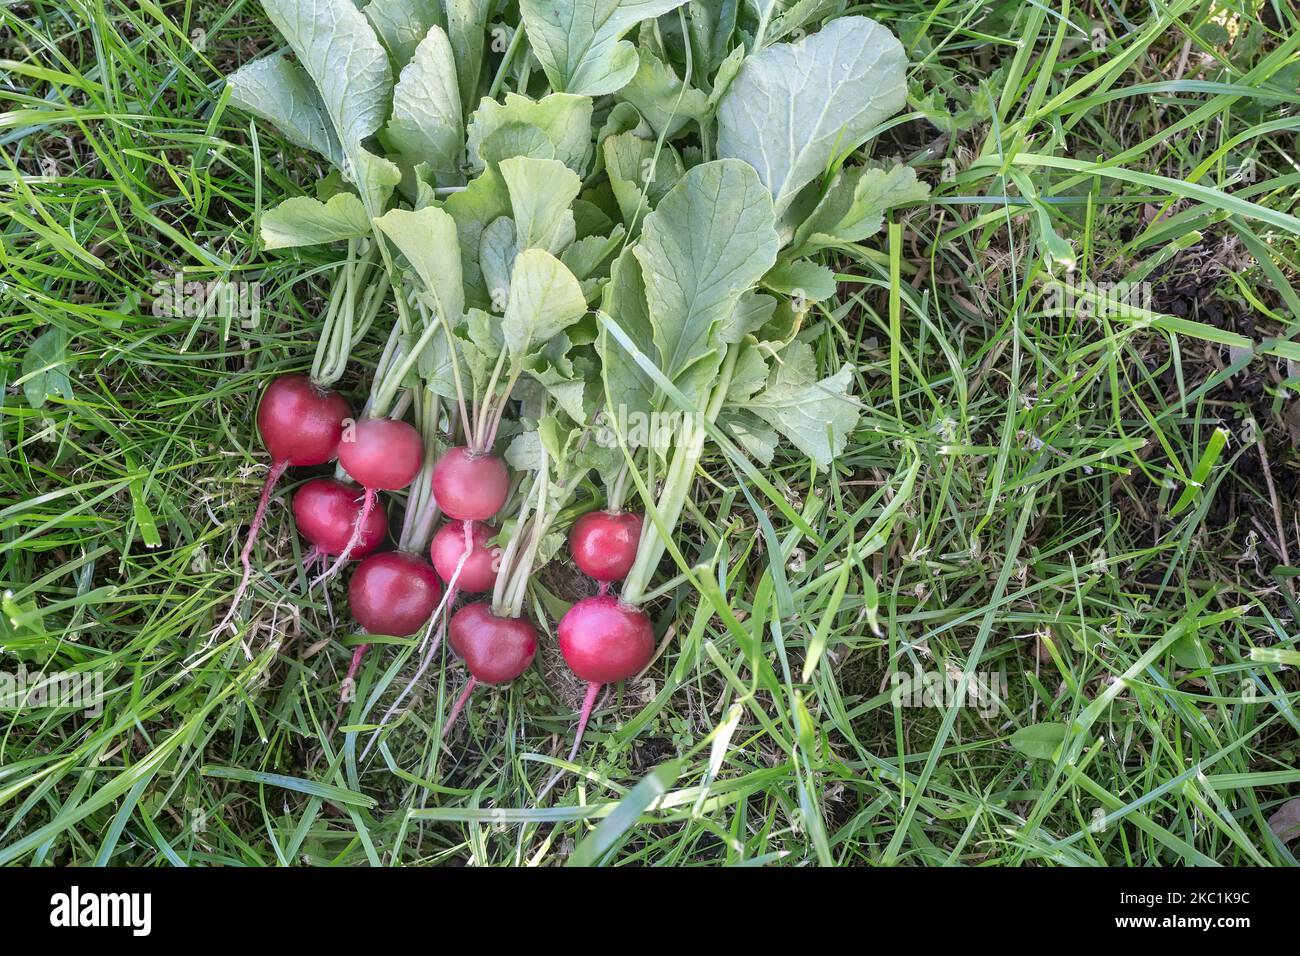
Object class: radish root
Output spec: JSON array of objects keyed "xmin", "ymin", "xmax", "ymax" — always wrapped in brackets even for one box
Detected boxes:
[
  {"xmin": 443, "ymin": 677, "xmax": 476, "ymax": 735},
  {"xmin": 210, "ymin": 459, "xmax": 288, "ymax": 640},
  {"xmin": 311, "ymin": 486, "xmax": 375, "ymax": 586}
]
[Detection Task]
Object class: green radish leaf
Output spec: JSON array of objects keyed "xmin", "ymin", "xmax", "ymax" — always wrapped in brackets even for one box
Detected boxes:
[
  {"xmin": 520, "ymin": 0, "xmax": 690, "ymax": 96},
  {"xmin": 598, "ymin": 247, "xmax": 657, "ymax": 431},
  {"xmin": 747, "ymin": 341, "xmax": 858, "ymax": 467},
  {"xmin": 22, "ymin": 327, "xmax": 73, "ymax": 410},
  {"xmin": 502, "ymin": 249, "xmax": 587, "ymax": 362},
  {"xmin": 615, "ymin": 47, "xmax": 710, "ymax": 138},
  {"xmin": 444, "ymin": 165, "xmax": 512, "ymax": 301},
  {"xmin": 499, "ymin": 156, "xmax": 582, "ymax": 254},
  {"xmin": 761, "ymin": 257, "xmax": 837, "ymax": 303},
  {"xmin": 718, "ymin": 289, "xmax": 777, "ymax": 346},
  {"xmin": 444, "ymin": 0, "xmax": 492, "ymax": 114},
  {"xmin": 725, "ymin": 342, "xmax": 771, "ymax": 402},
  {"xmin": 634, "ymin": 159, "xmax": 779, "ymax": 405},
  {"xmin": 479, "ymin": 216, "xmax": 517, "ymax": 308},
  {"xmin": 384, "ymin": 24, "xmax": 463, "ymax": 187},
  {"xmin": 226, "ymin": 54, "xmax": 344, "ymax": 167},
  {"xmin": 685, "ymin": 0, "xmax": 738, "ymax": 74},
  {"xmin": 477, "ymin": 123, "xmax": 556, "ymax": 169},
  {"xmin": 716, "ymin": 16, "xmax": 907, "ymax": 217},
  {"xmin": 767, "ymin": 0, "xmax": 844, "ymax": 44},
  {"xmin": 260, "ymin": 192, "xmax": 371, "ymax": 249},
  {"xmin": 602, "ymin": 132, "xmax": 684, "ymax": 229},
  {"xmin": 466, "ymin": 92, "xmax": 594, "ymax": 174},
  {"xmin": 261, "ymin": 0, "xmax": 392, "ymax": 173},
  {"xmin": 560, "ymin": 227, "xmax": 625, "ymax": 282},
  {"xmin": 793, "ymin": 163, "xmax": 930, "ymax": 253},
  {"xmin": 362, "ymin": 0, "xmax": 444, "ymax": 67},
  {"xmin": 374, "ymin": 206, "xmax": 464, "ymax": 324},
  {"xmin": 1010, "ymin": 722, "xmax": 1068, "ymax": 761}
]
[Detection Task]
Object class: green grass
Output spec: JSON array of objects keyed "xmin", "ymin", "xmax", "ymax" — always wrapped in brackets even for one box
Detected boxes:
[{"xmin": 2, "ymin": 0, "xmax": 1298, "ymax": 866}]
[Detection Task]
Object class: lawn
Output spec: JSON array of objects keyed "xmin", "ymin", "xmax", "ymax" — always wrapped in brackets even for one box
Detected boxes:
[{"xmin": 1, "ymin": 0, "xmax": 1298, "ymax": 867}]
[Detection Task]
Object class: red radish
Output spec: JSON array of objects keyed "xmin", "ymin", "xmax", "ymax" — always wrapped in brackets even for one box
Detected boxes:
[
  {"xmin": 557, "ymin": 595, "xmax": 654, "ymax": 759},
  {"xmin": 443, "ymin": 602, "xmax": 537, "ymax": 730},
  {"xmin": 214, "ymin": 374, "xmax": 349, "ymax": 635},
  {"xmin": 293, "ymin": 478, "xmax": 388, "ymax": 559},
  {"xmin": 317, "ymin": 417, "xmax": 423, "ymax": 579},
  {"xmin": 570, "ymin": 510, "xmax": 642, "ymax": 584},
  {"xmin": 432, "ymin": 446, "xmax": 509, "ymax": 521},
  {"xmin": 349, "ymin": 550, "xmax": 442, "ymax": 636},
  {"xmin": 431, "ymin": 521, "xmax": 500, "ymax": 593},
  {"xmin": 338, "ymin": 550, "xmax": 443, "ymax": 724}
]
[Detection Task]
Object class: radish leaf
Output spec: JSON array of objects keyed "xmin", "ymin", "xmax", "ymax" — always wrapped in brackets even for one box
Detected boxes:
[
  {"xmin": 634, "ymin": 159, "xmax": 779, "ymax": 404},
  {"xmin": 748, "ymin": 341, "xmax": 858, "ymax": 467},
  {"xmin": 261, "ymin": 193, "xmax": 371, "ymax": 249},
  {"xmin": 502, "ymin": 249, "xmax": 587, "ymax": 361},
  {"xmin": 520, "ymin": 0, "xmax": 690, "ymax": 96},
  {"xmin": 384, "ymin": 24, "xmax": 464, "ymax": 188},
  {"xmin": 226, "ymin": 54, "xmax": 343, "ymax": 168},
  {"xmin": 716, "ymin": 16, "xmax": 907, "ymax": 216}
]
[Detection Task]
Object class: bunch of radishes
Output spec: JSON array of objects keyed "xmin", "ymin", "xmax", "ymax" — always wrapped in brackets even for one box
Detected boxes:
[{"xmin": 217, "ymin": 1, "xmax": 909, "ymax": 776}]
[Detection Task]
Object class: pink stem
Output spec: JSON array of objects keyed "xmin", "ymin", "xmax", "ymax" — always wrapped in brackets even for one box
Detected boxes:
[
  {"xmin": 567, "ymin": 682, "xmax": 603, "ymax": 764},
  {"xmin": 597, "ymin": 580, "xmax": 610, "ymax": 596},
  {"xmin": 443, "ymin": 677, "xmax": 477, "ymax": 735},
  {"xmin": 212, "ymin": 459, "xmax": 289, "ymax": 636},
  {"xmin": 312, "ymin": 485, "xmax": 375, "ymax": 586},
  {"xmin": 331, "ymin": 641, "xmax": 371, "ymax": 731}
]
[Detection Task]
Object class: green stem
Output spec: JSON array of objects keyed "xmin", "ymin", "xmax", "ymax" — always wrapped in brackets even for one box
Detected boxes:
[
  {"xmin": 311, "ymin": 241, "xmax": 353, "ymax": 384},
  {"xmin": 620, "ymin": 345, "xmax": 738, "ymax": 606},
  {"xmin": 487, "ymin": 23, "xmax": 526, "ymax": 100},
  {"xmin": 370, "ymin": 310, "xmax": 445, "ymax": 418},
  {"xmin": 607, "ymin": 460, "xmax": 631, "ymax": 513},
  {"xmin": 398, "ymin": 389, "xmax": 442, "ymax": 553}
]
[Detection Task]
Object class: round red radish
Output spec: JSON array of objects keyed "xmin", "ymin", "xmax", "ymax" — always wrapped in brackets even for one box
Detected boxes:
[
  {"xmin": 293, "ymin": 478, "xmax": 388, "ymax": 558},
  {"xmin": 257, "ymin": 374, "xmax": 350, "ymax": 466},
  {"xmin": 558, "ymin": 595, "xmax": 654, "ymax": 684},
  {"xmin": 349, "ymin": 551, "xmax": 442, "ymax": 636},
  {"xmin": 430, "ymin": 521, "xmax": 500, "ymax": 593},
  {"xmin": 213, "ymin": 375, "xmax": 351, "ymax": 636},
  {"xmin": 570, "ymin": 510, "xmax": 642, "ymax": 582},
  {"xmin": 432, "ymin": 447, "xmax": 509, "ymax": 521},
  {"xmin": 448, "ymin": 603, "xmax": 536, "ymax": 684},
  {"xmin": 338, "ymin": 418, "xmax": 423, "ymax": 491}
]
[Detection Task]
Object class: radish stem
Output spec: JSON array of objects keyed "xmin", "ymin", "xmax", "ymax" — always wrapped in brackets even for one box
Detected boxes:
[
  {"xmin": 443, "ymin": 677, "xmax": 477, "ymax": 733},
  {"xmin": 212, "ymin": 458, "xmax": 288, "ymax": 636}
]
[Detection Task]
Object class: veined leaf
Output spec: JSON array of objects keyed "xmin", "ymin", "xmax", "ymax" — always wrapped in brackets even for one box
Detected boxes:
[
  {"xmin": 615, "ymin": 47, "xmax": 711, "ymax": 138},
  {"xmin": 520, "ymin": 0, "xmax": 690, "ymax": 96},
  {"xmin": 385, "ymin": 24, "xmax": 463, "ymax": 187},
  {"xmin": 748, "ymin": 341, "xmax": 859, "ymax": 467},
  {"xmin": 261, "ymin": 0, "xmax": 392, "ymax": 184},
  {"xmin": 444, "ymin": 165, "xmax": 512, "ymax": 300},
  {"xmin": 794, "ymin": 163, "xmax": 930, "ymax": 253},
  {"xmin": 762, "ymin": 257, "xmax": 836, "ymax": 303},
  {"xmin": 499, "ymin": 156, "xmax": 581, "ymax": 254},
  {"xmin": 603, "ymin": 132, "xmax": 684, "ymax": 229},
  {"xmin": 633, "ymin": 159, "xmax": 779, "ymax": 404},
  {"xmin": 260, "ymin": 193, "xmax": 371, "ymax": 249},
  {"xmin": 479, "ymin": 216, "xmax": 517, "ymax": 308},
  {"xmin": 502, "ymin": 249, "xmax": 588, "ymax": 362},
  {"xmin": 362, "ymin": 0, "xmax": 444, "ymax": 66},
  {"xmin": 599, "ymin": 247, "xmax": 657, "ymax": 428},
  {"xmin": 716, "ymin": 16, "xmax": 907, "ymax": 216},
  {"xmin": 444, "ymin": 0, "xmax": 493, "ymax": 113},
  {"xmin": 466, "ymin": 92, "xmax": 594, "ymax": 174},
  {"xmin": 226, "ymin": 53, "xmax": 344, "ymax": 167},
  {"xmin": 374, "ymin": 206, "xmax": 464, "ymax": 324}
]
